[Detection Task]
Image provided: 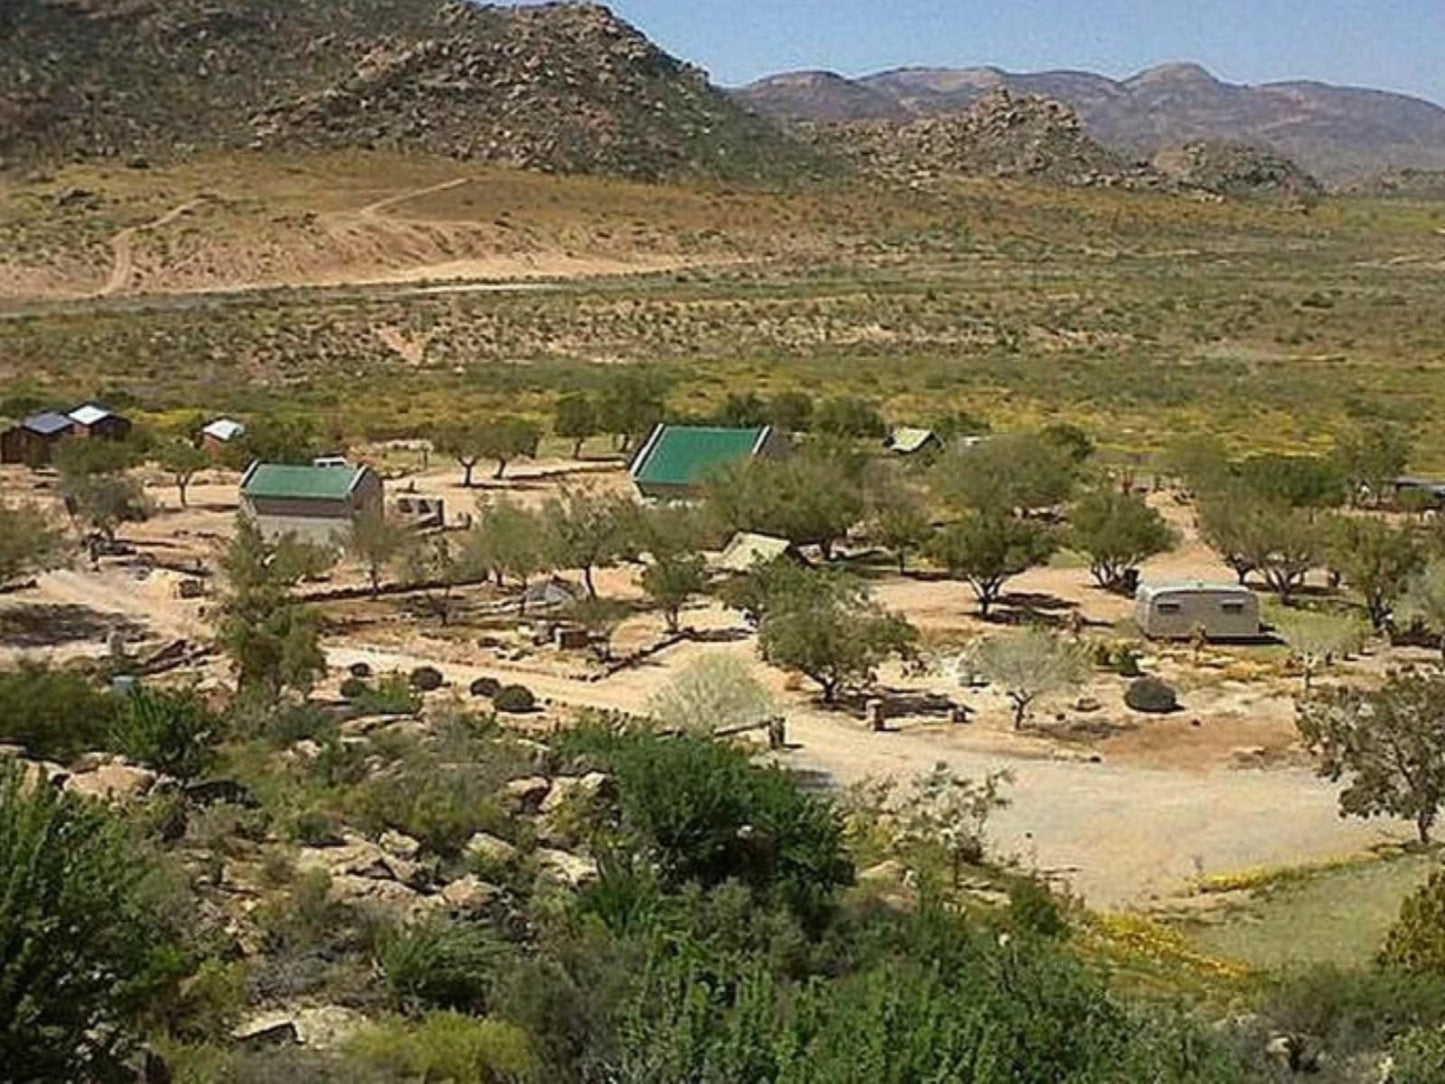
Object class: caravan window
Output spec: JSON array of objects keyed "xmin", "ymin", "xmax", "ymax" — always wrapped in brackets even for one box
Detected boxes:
[
  {"xmin": 1220, "ymin": 601, "xmax": 1246, "ymax": 614},
  {"xmin": 1157, "ymin": 602, "xmax": 1182, "ymax": 614}
]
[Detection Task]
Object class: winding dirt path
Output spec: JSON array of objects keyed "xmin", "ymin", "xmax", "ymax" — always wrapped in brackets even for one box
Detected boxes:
[
  {"xmin": 98, "ymin": 198, "xmax": 207, "ymax": 297},
  {"xmin": 354, "ymin": 176, "xmax": 472, "ymax": 220}
]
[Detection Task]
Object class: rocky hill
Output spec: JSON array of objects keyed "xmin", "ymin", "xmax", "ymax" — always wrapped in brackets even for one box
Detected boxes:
[
  {"xmin": 803, "ymin": 89, "xmax": 1318, "ymax": 199},
  {"xmin": 1340, "ymin": 168, "xmax": 1445, "ymax": 200},
  {"xmin": 736, "ymin": 62, "xmax": 1445, "ymax": 185},
  {"xmin": 0, "ymin": 0, "xmax": 826, "ymax": 182}
]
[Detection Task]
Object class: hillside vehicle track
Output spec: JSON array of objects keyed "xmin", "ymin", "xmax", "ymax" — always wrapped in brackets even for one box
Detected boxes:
[{"xmin": 98, "ymin": 197, "xmax": 208, "ymax": 297}]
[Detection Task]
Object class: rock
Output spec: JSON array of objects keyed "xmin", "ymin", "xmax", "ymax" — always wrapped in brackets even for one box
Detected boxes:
[
  {"xmin": 232, "ymin": 1013, "xmax": 300, "ymax": 1049},
  {"xmin": 440, "ymin": 874, "xmax": 501, "ymax": 912},
  {"xmin": 503, "ymin": 775, "xmax": 552, "ymax": 814},
  {"xmin": 858, "ymin": 859, "xmax": 910, "ymax": 886},
  {"xmin": 1073, "ymin": 697, "xmax": 1102, "ymax": 713},
  {"xmin": 296, "ymin": 834, "xmax": 420, "ymax": 885},
  {"xmin": 465, "ymin": 831, "xmax": 519, "ymax": 865},
  {"xmin": 539, "ymin": 771, "xmax": 614, "ymax": 814},
  {"xmin": 380, "ymin": 830, "xmax": 422, "ymax": 860},
  {"xmin": 292, "ymin": 1005, "xmax": 368, "ymax": 1051},
  {"xmin": 535, "ymin": 847, "xmax": 599, "ymax": 889},
  {"xmin": 290, "ymin": 739, "xmax": 323, "ymax": 761},
  {"xmin": 327, "ymin": 874, "xmax": 439, "ymax": 920},
  {"xmin": 184, "ymin": 778, "xmax": 259, "ymax": 808},
  {"xmin": 64, "ymin": 763, "xmax": 157, "ymax": 803}
]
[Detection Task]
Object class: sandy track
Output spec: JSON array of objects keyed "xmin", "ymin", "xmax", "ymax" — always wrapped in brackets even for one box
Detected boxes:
[{"xmin": 98, "ymin": 198, "xmax": 207, "ymax": 297}]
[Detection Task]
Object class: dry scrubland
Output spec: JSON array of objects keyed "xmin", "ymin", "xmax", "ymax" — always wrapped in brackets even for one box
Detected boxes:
[
  {"xmin": 3, "ymin": 152, "xmax": 1445, "ymax": 461},
  {"xmin": 9, "ymin": 157, "xmax": 1445, "ymax": 1081}
]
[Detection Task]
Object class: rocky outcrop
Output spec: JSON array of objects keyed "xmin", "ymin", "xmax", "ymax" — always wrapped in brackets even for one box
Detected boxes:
[
  {"xmin": 0, "ymin": 0, "xmax": 826, "ymax": 182},
  {"xmin": 1151, "ymin": 141, "xmax": 1321, "ymax": 202}
]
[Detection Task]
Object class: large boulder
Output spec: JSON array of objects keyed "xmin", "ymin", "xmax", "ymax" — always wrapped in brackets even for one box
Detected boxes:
[
  {"xmin": 535, "ymin": 848, "xmax": 599, "ymax": 889},
  {"xmin": 64, "ymin": 763, "xmax": 157, "ymax": 803},
  {"xmin": 502, "ymin": 775, "xmax": 552, "ymax": 814},
  {"xmin": 540, "ymin": 772, "xmax": 615, "ymax": 814},
  {"xmin": 440, "ymin": 874, "xmax": 501, "ymax": 913},
  {"xmin": 465, "ymin": 831, "xmax": 519, "ymax": 865}
]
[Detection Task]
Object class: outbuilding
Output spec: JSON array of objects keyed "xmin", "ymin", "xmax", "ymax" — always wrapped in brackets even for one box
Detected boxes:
[
  {"xmin": 884, "ymin": 427, "xmax": 943, "ymax": 457},
  {"xmin": 1134, "ymin": 582, "xmax": 1261, "ymax": 641},
  {"xmin": 200, "ymin": 418, "xmax": 247, "ymax": 458},
  {"xmin": 240, "ymin": 461, "xmax": 383, "ymax": 545},
  {"xmin": 67, "ymin": 404, "xmax": 132, "ymax": 442},
  {"xmin": 629, "ymin": 424, "xmax": 789, "ymax": 501},
  {"xmin": 0, "ymin": 412, "xmax": 74, "ymax": 466},
  {"xmin": 714, "ymin": 532, "xmax": 800, "ymax": 574}
]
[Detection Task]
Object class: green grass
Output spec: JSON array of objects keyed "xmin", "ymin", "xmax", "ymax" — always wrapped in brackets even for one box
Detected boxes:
[{"xmin": 1181, "ymin": 851, "xmax": 1436, "ymax": 969}]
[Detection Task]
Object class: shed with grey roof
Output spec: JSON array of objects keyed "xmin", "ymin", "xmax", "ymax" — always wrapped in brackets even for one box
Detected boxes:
[
  {"xmin": 1134, "ymin": 582, "xmax": 1261, "ymax": 641},
  {"xmin": 1, "ymin": 412, "xmax": 75, "ymax": 466}
]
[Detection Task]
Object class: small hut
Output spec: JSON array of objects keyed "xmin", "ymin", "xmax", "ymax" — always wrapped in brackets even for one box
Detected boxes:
[
  {"xmin": 200, "ymin": 418, "xmax": 247, "ymax": 458},
  {"xmin": 0, "ymin": 412, "xmax": 74, "ymax": 466},
  {"xmin": 714, "ymin": 532, "xmax": 799, "ymax": 574},
  {"xmin": 884, "ymin": 427, "xmax": 943, "ymax": 457},
  {"xmin": 67, "ymin": 404, "xmax": 132, "ymax": 442}
]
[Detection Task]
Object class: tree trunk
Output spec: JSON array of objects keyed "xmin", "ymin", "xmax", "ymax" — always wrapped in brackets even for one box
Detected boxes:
[
  {"xmin": 583, "ymin": 564, "xmax": 597, "ymax": 599},
  {"xmin": 573, "ymin": 437, "xmax": 585, "ymax": 460},
  {"xmin": 897, "ymin": 551, "xmax": 907, "ymax": 576},
  {"xmin": 369, "ymin": 568, "xmax": 381, "ymax": 598},
  {"xmin": 1012, "ymin": 696, "xmax": 1028, "ymax": 730},
  {"xmin": 493, "ymin": 458, "xmax": 507, "ymax": 480},
  {"xmin": 461, "ymin": 462, "xmax": 475, "ymax": 488},
  {"xmin": 1417, "ymin": 809, "xmax": 1434, "ymax": 847},
  {"xmin": 177, "ymin": 479, "xmax": 189, "ymax": 508}
]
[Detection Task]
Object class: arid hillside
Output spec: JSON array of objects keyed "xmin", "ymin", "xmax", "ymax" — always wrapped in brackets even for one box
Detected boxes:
[{"xmin": 0, "ymin": 0, "xmax": 826, "ymax": 183}]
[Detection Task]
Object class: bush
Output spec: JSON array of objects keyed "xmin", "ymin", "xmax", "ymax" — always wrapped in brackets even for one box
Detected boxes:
[
  {"xmin": 494, "ymin": 685, "xmax": 536, "ymax": 714},
  {"xmin": 339, "ymin": 676, "xmax": 369, "ymax": 700},
  {"xmin": 109, "ymin": 686, "xmax": 222, "ymax": 781},
  {"xmin": 1008, "ymin": 876, "xmax": 1069, "ymax": 938},
  {"xmin": 1116, "ymin": 650, "xmax": 1143, "ymax": 678},
  {"xmin": 349, "ymin": 1013, "xmax": 537, "ymax": 1084},
  {"xmin": 381, "ymin": 919, "xmax": 508, "ymax": 1012},
  {"xmin": 1124, "ymin": 677, "xmax": 1178, "ymax": 714},
  {"xmin": 0, "ymin": 662, "xmax": 113, "ymax": 762},
  {"xmin": 470, "ymin": 676, "xmax": 502, "ymax": 699},
  {"xmin": 351, "ymin": 673, "xmax": 421, "ymax": 716},
  {"xmin": 1384, "ymin": 869, "xmax": 1445, "ymax": 974},
  {"xmin": 410, "ymin": 666, "xmax": 445, "ymax": 692},
  {"xmin": 349, "ymin": 662, "xmax": 373, "ymax": 679},
  {"xmin": 0, "ymin": 762, "xmax": 163, "ymax": 1077}
]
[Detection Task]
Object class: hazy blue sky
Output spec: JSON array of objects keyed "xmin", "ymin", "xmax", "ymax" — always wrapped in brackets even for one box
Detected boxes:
[{"xmin": 587, "ymin": 0, "xmax": 1445, "ymax": 104}]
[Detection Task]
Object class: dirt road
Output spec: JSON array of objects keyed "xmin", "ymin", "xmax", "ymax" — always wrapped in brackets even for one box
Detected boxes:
[
  {"xmin": 99, "ymin": 198, "xmax": 208, "ymax": 297},
  {"xmin": 327, "ymin": 643, "xmax": 1403, "ymax": 909}
]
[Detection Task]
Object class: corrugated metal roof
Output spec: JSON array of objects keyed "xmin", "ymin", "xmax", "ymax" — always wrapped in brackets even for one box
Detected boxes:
[
  {"xmin": 241, "ymin": 463, "xmax": 366, "ymax": 501},
  {"xmin": 203, "ymin": 418, "xmax": 246, "ymax": 441},
  {"xmin": 716, "ymin": 532, "xmax": 794, "ymax": 573},
  {"xmin": 68, "ymin": 404, "xmax": 113, "ymax": 426},
  {"xmin": 22, "ymin": 412, "xmax": 74, "ymax": 436},
  {"xmin": 887, "ymin": 427, "xmax": 939, "ymax": 454},
  {"xmin": 631, "ymin": 425, "xmax": 769, "ymax": 489}
]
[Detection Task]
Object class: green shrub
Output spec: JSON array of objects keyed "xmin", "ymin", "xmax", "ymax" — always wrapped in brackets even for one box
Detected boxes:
[
  {"xmin": 0, "ymin": 662, "xmax": 112, "ymax": 762},
  {"xmin": 1124, "ymin": 677, "xmax": 1178, "ymax": 714},
  {"xmin": 1390, "ymin": 1025, "xmax": 1445, "ymax": 1084},
  {"xmin": 410, "ymin": 666, "xmax": 445, "ymax": 692},
  {"xmin": 1007, "ymin": 876, "xmax": 1069, "ymax": 938},
  {"xmin": 381, "ymin": 919, "xmax": 507, "ymax": 1012},
  {"xmin": 109, "ymin": 686, "xmax": 222, "ymax": 781},
  {"xmin": 494, "ymin": 685, "xmax": 536, "ymax": 714},
  {"xmin": 0, "ymin": 762, "xmax": 164, "ymax": 1078},
  {"xmin": 351, "ymin": 673, "xmax": 421, "ymax": 716},
  {"xmin": 1384, "ymin": 869, "xmax": 1445, "ymax": 974},
  {"xmin": 351, "ymin": 768, "xmax": 507, "ymax": 860},
  {"xmin": 339, "ymin": 677, "xmax": 369, "ymax": 700},
  {"xmin": 349, "ymin": 1013, "xmax": 537, "ymax": 1084},
  {"xmin": 470, "ymin": 676, "xmax": 502, "ymax": 699}
]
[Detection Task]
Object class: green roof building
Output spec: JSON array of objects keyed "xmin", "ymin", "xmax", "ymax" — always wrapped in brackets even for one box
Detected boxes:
[
  {"xmin": 629, "ymin": 424, "xmax": 789, "ymax": 500},
  {"xmin": 240, "ymin": 461, "xmax": 383, "ymax": 544}
]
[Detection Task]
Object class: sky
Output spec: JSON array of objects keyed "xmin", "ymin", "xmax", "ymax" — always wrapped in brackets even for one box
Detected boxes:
[{"xmin": 582, "ymin": 0, "xmax": 1445, "ymax": 105}]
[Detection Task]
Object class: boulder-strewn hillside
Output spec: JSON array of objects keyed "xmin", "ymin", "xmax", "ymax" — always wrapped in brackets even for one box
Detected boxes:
[
  {"xmin": 803, "ymin": 89, "xmax": 1318, "ymax": 200},
  {"xmin": 1341, "ymin": 168, "xmax": 1445, "ymax": 200},
  {"xmin": 736, "ymin": 62, "xmax": 1445, "ymax": 185},
  {"xmin": 0, "ymin": 0, "xmax": 827, "ymax": 182}
]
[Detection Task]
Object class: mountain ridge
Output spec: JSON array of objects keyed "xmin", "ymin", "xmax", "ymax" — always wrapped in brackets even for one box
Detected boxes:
[
  {"xmin": 0, "ymin": 0, "xmax": 829, "ymax": 183},
  {"xmin": 734, "ymin": 62, "xmax": 1445, "ymax": 184}
]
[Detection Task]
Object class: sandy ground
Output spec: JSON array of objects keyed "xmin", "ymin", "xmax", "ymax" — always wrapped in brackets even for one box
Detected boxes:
[{"xmin": 0, "ymin": 459, "xmax": 1414, "ymax": 908}]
